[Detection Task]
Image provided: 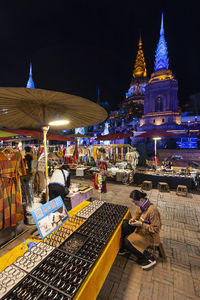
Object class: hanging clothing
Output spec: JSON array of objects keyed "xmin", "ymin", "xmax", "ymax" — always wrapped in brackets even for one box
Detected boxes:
[
  {"xmin": 0, "ymin": 151, "xmax": 26, "ymax": 230},
  {"xmin": 94, "ymin": 172, "xmax": 107, "ymax": 193}
]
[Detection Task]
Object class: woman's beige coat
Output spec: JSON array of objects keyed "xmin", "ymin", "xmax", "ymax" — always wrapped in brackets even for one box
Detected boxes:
[{"xmin": 127, "ymin": 205, "xmax": 161, "ymax": 253}]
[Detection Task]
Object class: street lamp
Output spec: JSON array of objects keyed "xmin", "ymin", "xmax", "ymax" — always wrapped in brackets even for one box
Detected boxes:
[{"xmin": 153, "ymin": 137, "xmax": 161, "ymax": 169}]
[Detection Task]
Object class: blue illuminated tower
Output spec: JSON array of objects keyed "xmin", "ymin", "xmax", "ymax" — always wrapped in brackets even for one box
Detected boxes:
[
  {"xmin": 141, "ymin": 13, "xmax": 180, "ymax": 129},
  {"xmin": 154, "ymin": 13, "xmax": 169, "ymax": 71},
  {"xmin": 26, "ymin": 62, "xmax": 35, "ymax": 88}
]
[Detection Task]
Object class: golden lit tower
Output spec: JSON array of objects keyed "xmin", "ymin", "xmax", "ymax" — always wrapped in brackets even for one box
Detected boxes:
[
  {"xmin": 133, "ymin": 35, "xmax": 147, "ymax": 78},
  {"xmin": 123, "ymin": 35, "xmax": 148, "ymax": 117}
]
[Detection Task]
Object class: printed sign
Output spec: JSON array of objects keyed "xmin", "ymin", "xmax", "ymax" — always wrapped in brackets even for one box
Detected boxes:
[{"xmin": 31, "ymin": 196, "xmax": 69, "ymax": 239}]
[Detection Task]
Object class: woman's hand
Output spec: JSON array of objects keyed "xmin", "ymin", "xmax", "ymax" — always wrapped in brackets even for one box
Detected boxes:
[
  {"xmin": 130, "ymin": 220, "xmax": 142, "ymax": 227},
  {"xmin": 128, "ymin": 218, "xmax": 135, "ymax": 226}
]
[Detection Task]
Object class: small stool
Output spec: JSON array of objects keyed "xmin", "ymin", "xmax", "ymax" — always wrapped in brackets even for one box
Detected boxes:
[
  {"xmin": 157, "ymin": 182, "xmax": 170, "ymax": 192},
  {"xmin": 141, "ymin": 180, "xmax": 153, "ymax": 190},
  {"xmin": 176, "ymin": 185, "xmax": 188, "ymax": 196},
  {"xmin": 151, "ymin": 242, "xmax": 167, "ymax": 260}
]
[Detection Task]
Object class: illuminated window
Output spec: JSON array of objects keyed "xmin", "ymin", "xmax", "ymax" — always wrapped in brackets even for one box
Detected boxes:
[{"xmin": 155, "ymin": 97, "xmax": 163, "ymax": 112}]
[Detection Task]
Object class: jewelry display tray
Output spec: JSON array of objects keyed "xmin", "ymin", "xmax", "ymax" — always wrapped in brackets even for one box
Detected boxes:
[{"xmin": 2, "ymin": 203, "xmax": 128, "ymax": 300}]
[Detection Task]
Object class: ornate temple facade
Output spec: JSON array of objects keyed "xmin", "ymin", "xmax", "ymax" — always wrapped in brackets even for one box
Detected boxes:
[
  {"xmin": 140, "ymin": 14, "xmax": 181, "ymax": 129},
  {"xmin": 123, "ymin": 36, "xmax": 148, "ymax": 117}
]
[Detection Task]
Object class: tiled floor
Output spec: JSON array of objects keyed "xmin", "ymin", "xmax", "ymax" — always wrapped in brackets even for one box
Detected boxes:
[{"xmin": 1, "ymin": 178, "xmax": 200, "ymax": 299}]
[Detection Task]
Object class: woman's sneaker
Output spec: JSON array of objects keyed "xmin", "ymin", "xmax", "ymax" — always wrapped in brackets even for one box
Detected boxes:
[
  {"xmin": 141, "ymin": 256, "xmax": 156, "ymax": 270},
  {"xmin": 118, "ymin": 248, "xmax": 129, "ymax": 256}
]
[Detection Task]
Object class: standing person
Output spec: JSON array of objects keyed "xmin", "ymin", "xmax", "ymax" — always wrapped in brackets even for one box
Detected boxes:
[
  {"xmin": 48, "ymin": 165, "xmax": 70, "ymax": 201},
  {"xmin": 119, "ymin": 190, "xmax": 161, "ymax": 270}
]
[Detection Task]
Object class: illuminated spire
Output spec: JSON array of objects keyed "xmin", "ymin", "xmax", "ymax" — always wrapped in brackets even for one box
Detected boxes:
[
  {"xmin": 96, "ymin": 88, "xmax": 101, "ymax": 104},
  {"xmin": 133, "ymin": 35, "xmax": 147, "ymax": 78},
  {"xmin": 26, "ymin": 62, "xmax": 35, "ymax": 88},
  {"xmin": 154, "ymin": 13, "xmax": 169, "ymax": 71}
]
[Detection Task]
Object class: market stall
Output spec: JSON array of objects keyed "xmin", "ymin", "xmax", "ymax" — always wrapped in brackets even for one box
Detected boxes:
[
  {"xmin": 133, "ymin": 170, "xmax": 196, "ymax": 191},
  {"xmin": 0, "ymin": 87, "xmax": 107, "ymax": 247}
]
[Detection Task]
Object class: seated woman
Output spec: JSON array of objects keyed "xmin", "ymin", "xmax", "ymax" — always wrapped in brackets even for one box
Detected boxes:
[{"xmin": 119, "ymin": 190, "xmax": 161, "ymax": 270}]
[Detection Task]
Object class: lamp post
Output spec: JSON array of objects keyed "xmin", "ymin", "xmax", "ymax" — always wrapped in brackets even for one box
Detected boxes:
[{"xmin": 153, "ymin": 137, "xmax": 161, "ymax": 169}]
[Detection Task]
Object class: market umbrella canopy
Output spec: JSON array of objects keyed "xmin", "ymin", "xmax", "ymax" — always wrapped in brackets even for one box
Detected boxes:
[
  {"xmin": 0, "ymin": 130, "xmax": 19, "ymax": 138},
  {"xmin": 95, "ymin": 133, "xmax": 132, "ymax": 141},
  {"xmin": 66, "ymin": 133, "xmax": 92, "ymax": 138},
  {"xmin": 0, "ymin": 87, "xmax": 107, "ymax": 129},
  {"xmin": 135, "ymin": 129, "xmax": 178, "ymax": 138},
  {"xmin": 0, "ymin": 128, "xmax": 74, "ymax": 141}
]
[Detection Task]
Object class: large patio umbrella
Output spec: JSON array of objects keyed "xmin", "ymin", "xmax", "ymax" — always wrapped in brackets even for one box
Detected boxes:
[
  {"xmin": 95, "ymin": 132, "xmax": 132, "ymax": 141},
  {"xmin": 134, "ymin": 129, "xmax": 179, "ymax": 138},
  {"xmin": 135, "ymin": 129, "xmax": 178, "ymax": 168},
  {"xmin": 66, "ymin": 133, "xmax": 92, "ymax": 138},
  {"xmin": 0, "ymin": 87, "xmax": 107, "ymax": 200},
  {"xmin": 0, "ymin": 130, "xmax": 20, "ymax": 140},
  {"xmin": 0, "ymin": 128, "xmax": 74, "ymax": 142}
]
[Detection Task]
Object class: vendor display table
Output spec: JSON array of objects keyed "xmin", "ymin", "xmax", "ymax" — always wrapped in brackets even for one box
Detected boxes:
[
  {"xmin": 67, "ymin": 187, "xmax": 94, "ymax": 209},
  {"xmin": 133, "ymin": 172, "xmax": 195, "ymax": 191},
  {"xmin": 0, "ymin": 201, "xmax": 130, "ymax": 300}
]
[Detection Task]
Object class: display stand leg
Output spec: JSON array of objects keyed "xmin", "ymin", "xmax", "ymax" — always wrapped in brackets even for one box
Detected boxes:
[{"xmin": 42, "ymin": 126, "xmax": 49, "ymax": 202}]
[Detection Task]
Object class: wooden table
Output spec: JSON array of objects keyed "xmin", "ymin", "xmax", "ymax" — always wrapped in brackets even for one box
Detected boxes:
[{"xmin": 66, "ymin": 187, "xmax": 94, "ymax": 209}]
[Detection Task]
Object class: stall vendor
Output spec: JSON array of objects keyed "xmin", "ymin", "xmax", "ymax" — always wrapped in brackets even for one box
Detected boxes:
[
  {"xmin": 118, "ymin": 190, "xmax": 161, "ymax": 270},
  {"xmin": 88, "ymin": 157, "xmax": 96, "ymax": 167},
  {"xmin": 48, "ymin": 165, "xmax": 70, "ymax": 201},
  {"xmin": 162, "ymin": 158, "xmax": 173, "ymax": 169}
]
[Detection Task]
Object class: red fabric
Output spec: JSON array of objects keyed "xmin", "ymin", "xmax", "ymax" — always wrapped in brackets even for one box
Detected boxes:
[
  {"xmin": 73, "ymin": 140, "xmax": 78, "ymax": 163},
  {"xmin": 152, "ymin": 156, "xmax": 159, "ymax": 163},
  {"xmin": 95, "ymin": 133, "xmax": 132, "ymax": 141},
  {"xmin": 0, "ymin": 129, "xmax": 74, "ymax": 141},
  {"xmin": 94, "ymin": 173, "xmax": 99, "ymax": 190},
  {"xmin": 93, "ymin": 173, "xmax": 107, "ymax": 193}
]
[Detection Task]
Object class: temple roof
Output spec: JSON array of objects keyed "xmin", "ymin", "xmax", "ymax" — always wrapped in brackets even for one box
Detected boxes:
[{"xmin": 133, "ymin": 35, "xmax": 147, "ymax": 78}]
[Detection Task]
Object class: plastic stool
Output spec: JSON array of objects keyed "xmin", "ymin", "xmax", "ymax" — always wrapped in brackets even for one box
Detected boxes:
[
  {"xmin": 157, "ymin": 182, "xmax": 170, "ymax": 192},
  {"xmin": 141, "ymin": 180, "xmax": 153, "ymax": 190},
  {"xmin": 176, "ymin": 185, "xmax": 188, "ymax": 196}
]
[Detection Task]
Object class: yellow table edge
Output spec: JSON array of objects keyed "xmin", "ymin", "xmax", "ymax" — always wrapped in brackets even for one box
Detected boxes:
[{"xmin": 74, "ymin": 208, "xmax": 130, "ymax": 300}]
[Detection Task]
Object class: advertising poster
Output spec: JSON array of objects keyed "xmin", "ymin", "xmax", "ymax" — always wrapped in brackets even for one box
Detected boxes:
[{"xmin": 31, "ymin": 196, "xmax": 69, "ymax": 239}]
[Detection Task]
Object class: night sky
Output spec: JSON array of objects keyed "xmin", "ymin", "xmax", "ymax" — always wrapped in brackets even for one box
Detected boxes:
[{"xmin": 1, "ymin": 1, "xmax": 200, "ymax": 110}]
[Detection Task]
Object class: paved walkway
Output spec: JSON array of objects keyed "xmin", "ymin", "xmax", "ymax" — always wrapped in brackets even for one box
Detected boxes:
[
  {"xmin": 1, "ymin": 179, "xmax": 200, "ymax": 299},
  {"xmin": 74, "ymin": 179, "xmax": 200, "ymax": 300}
]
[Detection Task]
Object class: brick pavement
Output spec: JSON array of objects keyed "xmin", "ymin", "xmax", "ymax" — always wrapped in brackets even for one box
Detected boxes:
[
  {"xmin": 0, "ymin": 178, "xmax": 199, "ymax": 299},
  {"xmin": 73, "ymin": 179, "xmax": 200, "ymax": 300}
]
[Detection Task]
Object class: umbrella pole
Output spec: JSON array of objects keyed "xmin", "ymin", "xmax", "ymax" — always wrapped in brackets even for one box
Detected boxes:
[
  {"xmin": 42, "ymin": 126, "xmax": 49, "ymax": 202},
  {"xmin": 154, "ymin": 139, "xmax": 157, "ymax": 170}
]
